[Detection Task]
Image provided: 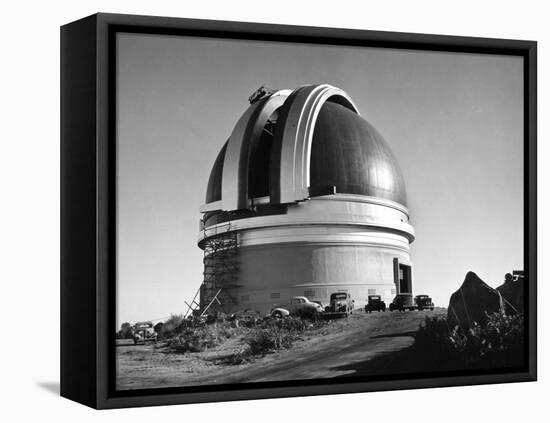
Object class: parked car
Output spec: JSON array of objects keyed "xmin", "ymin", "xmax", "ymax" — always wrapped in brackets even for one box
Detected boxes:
[
  {"xmin": 133, "ymin": 321, "xmax": 158, "ymax": 345},
  {"xmin": 389, "ymin": 294, "xmax": 416, "ymax": 311},
  {"xmin": 272, "ymin": 296, "xmax": 323, "ymax": 318},
  {"xmin": 325, "ymin": 292, "xmax": 354, "ymax": 316},
  {"xmin": 364, "ymin": 295, "xmax": 386, "ymax": 313},
  {"xmin": 288, "ymin": 296, "xmax": 324, "ymax": 314},
  {"xmin": 414, "ymin": 295, "xmax": 434, "ymax": 311},
  {"xmin": 312, "ymin": 300, "xmax": 324, "ymax": 309},
  {"xmin": 270, "ymin": 307, "xmax": 290, "ymax": 318}
]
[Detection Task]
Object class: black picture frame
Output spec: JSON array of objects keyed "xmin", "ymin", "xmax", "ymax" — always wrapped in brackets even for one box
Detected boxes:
[{"xmin": 60, "ymin": 12, "xmax": 537, "ymax": 409}]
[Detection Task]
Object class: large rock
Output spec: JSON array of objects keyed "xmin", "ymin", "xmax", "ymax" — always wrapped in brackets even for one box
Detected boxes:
[
  {"xmin": 447, "ymin": 271, "xmax": 504, "ymax": 329},
  {"xmin": 496, "ymin": 273, "xmax": 525, "ymax": 314}
]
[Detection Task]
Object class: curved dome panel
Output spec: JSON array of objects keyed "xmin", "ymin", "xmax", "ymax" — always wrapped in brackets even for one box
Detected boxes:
[
  {"xmin": 205, "ymin": 140, "xmax": 227, "ymax": 204},
  {"xmin": 310, "ymin": 101, "xmax": 407, "ymax": 206}
]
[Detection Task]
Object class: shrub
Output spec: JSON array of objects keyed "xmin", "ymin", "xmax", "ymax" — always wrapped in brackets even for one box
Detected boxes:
[
  {"xmin": 413, "ymin": 312, "xmax": 525, "ymax": 370},
  {"xmin": 158, "ymin": 314, "xmax": 185, "ymax": 339},
  {"xmin": 163, "ymin": 313, "xmax": 327, "ymax": 359},
  {"xmin": 167, "ymin": 321, "xmax": 241, "ymax": 353},
  {"xmin": 246, "ymin": 327, "xmax": 295, "ymax": 355},
  {"xmin": 450, "ymin": 312, "xmax": 524, "ymax": 367},
  {"xmin": 244, "ymin": 316, "xmax": 325, "ymax": 356},
  {"xmin": 154, "ymin": 322, "xmax": 164, "ymax": 334},
  {"xmin": 117, "ymin": 322, "xmax": 133, "ymax": 339},
  {"xmin": 293, "ymin": 307, "xmax": 320, "ymax": 320}
]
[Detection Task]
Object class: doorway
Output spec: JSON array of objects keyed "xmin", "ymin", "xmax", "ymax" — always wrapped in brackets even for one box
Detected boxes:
[{"xmin": 398, "ymin": 264, "xmax": 412, "ymax": 294}]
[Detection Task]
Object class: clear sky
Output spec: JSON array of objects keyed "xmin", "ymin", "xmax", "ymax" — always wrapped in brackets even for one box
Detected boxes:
[{"xmin": 116, "ymin": 32, "xmax": 523, "ymax": 327}]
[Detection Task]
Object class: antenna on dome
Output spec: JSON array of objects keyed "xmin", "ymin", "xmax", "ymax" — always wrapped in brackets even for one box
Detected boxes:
[{"xmin": 248, "ymin": 85, "xmax": 276, "ymax": 104}]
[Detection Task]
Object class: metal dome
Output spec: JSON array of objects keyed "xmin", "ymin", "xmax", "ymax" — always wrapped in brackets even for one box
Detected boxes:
[
  {"xmin": 204, "ymin": 84, "xmax": 407, "ymax": 210},
  {"xmin": 310, "ymin": 101, "xmax": 407, "ymax": 206}
]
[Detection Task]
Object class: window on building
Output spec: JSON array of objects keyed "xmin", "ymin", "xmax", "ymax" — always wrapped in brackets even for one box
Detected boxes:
[
  {"xmin": 304, "ymin": 289, "xmax": 315, "ymax": 298},
  {"xmin": 240, "ymin": 295, "xmax": 249, "ymax": 302},
  {"xmin": 270, "ymin": 292, "xmax": 280, "ymax": 299},
  {"xmin": 368, "ymin": 289, "xmax": 377, "ymax": 295}
]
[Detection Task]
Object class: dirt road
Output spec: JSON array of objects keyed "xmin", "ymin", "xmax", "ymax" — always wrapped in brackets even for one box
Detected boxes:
[{"xmin": 116, "ymin": 308, "xmax": 445, "ymax": 390}]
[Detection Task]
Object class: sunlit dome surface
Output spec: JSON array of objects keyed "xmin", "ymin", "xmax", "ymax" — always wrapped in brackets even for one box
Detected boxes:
[{"xmin": 310, "ymin": 101, "xmax": 407, "ymax": 206}]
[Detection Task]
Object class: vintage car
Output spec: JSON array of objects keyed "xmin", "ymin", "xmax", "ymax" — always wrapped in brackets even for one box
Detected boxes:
[
  {"xmin": 364, "ymin": 295, "xmax": 386, "ymax": 313},
  {"xmin": 270, "ymin": 307, "xmax": 291, "ymax": 319},
  {"xmin": 414, "ymin": 295, "xmax": 435, "ymax": 311},
  {"xmin": 325, "ymin": 292, "xmax": 354, "ymax": 316},
  {"xmin": 312, "ymin": 300, "xmax": 324, "ymax": 309},
  {"xmin": 287, "ymin": 296, "xmax": 324, "ymax": 314},
  {"xmin": 133, "ymin": 321, "xmax": 158, "ymax": 345},
  {"xmin": 389, "ymin": 294, "xmax": 416, "ymax": 311},
  {"xmin": 271, "ymin": 296, "xmax": 323, "ymax": 318}
]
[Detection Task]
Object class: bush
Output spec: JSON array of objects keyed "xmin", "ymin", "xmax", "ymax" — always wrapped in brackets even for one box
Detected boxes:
[
  {"xmin": 413, "ymin": 312, "xmax": 525, "ymax": 370},
  {"xmin": 246, "ymin": 326, "xmax": 295, "ymax": 355},
  {"xmin": 163, "ymin": 313, "xmax": 327, "ymax": 360},
  {"xmin": 117, "ymin": 322, "xmax": 133, "ymax": 339},
  {"xmin": 168, "ymin": 321, "xmax": 240, "ymax": 353},
  {"xmin": 158, "ymin": 314, "xmax": 185, "ymax": 339},
  {"xmin": 154, "ymin": 322, "xmax": 164, "ymax": 334},
  {"xmin": 293, "ymin": 307, "xmax": 320, "ymax": 320},
  {"xmin": 244, "ymin": 316, "xmax": 325, "ymax": 356}
]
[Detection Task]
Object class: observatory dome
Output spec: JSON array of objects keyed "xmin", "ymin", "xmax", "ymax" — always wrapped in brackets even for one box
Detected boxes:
[
  {"xmin": 204, "ymin": 90, "xmax": 407, "ymax": 208},
  {"xmin": 197, "ymin": 84, "xmax": 415, "ymax": 315}
]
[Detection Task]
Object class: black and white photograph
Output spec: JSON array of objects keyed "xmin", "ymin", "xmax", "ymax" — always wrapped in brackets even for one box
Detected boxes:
[{"xmin": 113, "ymin": 31, "xmax": 528, "ymax": 391}]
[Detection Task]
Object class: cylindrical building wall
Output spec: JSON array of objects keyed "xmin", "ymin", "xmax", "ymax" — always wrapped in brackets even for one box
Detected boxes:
[
  {"xmin": 199, "ymin": 196, "xmax": 413, "ymax": 314},
  {"xmin": 231, "ymin": 241, "xmax": 410, "ymax": 313}
]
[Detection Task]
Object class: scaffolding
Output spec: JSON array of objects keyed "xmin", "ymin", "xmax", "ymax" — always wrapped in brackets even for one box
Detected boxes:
[{"xmin": 188, "ymin": 222, "xmax": 240, "ymax": 316}]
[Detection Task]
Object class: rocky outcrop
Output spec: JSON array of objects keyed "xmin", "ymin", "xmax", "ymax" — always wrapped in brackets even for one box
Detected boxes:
[
  {"xmin": 447, "ymin": 271, "xmax": 504, "ymax": 329},
  {"xmin": 496, "ymin": 274, "xmax": 525, "ymax": 314}
]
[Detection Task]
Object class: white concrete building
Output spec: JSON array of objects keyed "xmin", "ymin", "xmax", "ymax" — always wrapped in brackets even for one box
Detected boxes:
[{"xmin": 198, "ymin": 84, "xmax": 415, "ymax": 313}]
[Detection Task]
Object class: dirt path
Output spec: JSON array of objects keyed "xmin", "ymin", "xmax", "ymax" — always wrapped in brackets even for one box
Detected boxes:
[{"xmin": 116, "ymin": 308, "xmax": 445, "ymax": 390}]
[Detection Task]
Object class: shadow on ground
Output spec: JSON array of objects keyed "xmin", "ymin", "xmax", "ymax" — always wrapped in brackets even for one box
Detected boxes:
[
  {"xmin": 370, "ymin": 331, "xmax": 417, "ymax": 339},
  {"xmin": 330, "ymin": 345, "xmax": 421, "ymax": 377},
  {"xmin": 36, "ymin": 381, "xmax": 60, "ymax": 396}
]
